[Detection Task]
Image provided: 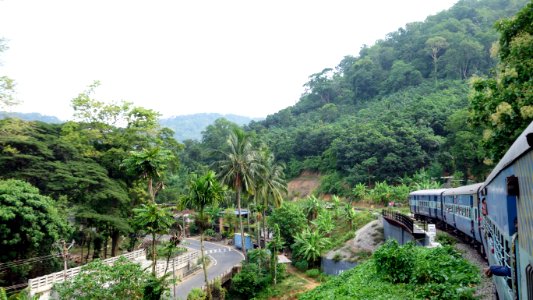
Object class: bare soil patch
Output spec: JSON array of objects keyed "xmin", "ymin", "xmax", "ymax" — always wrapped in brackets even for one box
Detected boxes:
[{"xmin": 287, "ymin": 171, "xmax": 321, "ymax": 199}]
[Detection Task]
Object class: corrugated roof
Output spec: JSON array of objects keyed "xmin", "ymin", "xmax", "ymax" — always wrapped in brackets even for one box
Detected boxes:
[
  {"xmin": 409, "ymin": 189, "xmax": 447, "ymax": 196},
  {"xmin": 277, "ymin": 254, "xmax": 291, "ymax": 264},
  {"xmin": 442, "ymin": 183, "xmax": 483, "ymax": 196}
]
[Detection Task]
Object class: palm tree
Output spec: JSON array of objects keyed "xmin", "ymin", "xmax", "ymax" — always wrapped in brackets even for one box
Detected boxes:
[
  {"xmin": 133, "ymin": 203, "xmax": 175, "ymax": 275},
  {"xmin": 122, "ymin": 147, "xmax": 174, "ymax": 202},
  {"xmin": 182, "ymin": 171, "xmax": 225, "ymax": 300},
  {"xmin": 215, "ymin": 129, "xmax": 260, "ymax": 259},
  {"xmin": 256, "ymin": 149, "xmax": 286, "ymax": 248},
  {"xmin": 293, "ymin": 229, "xmax": 331, "ymax": 267}
]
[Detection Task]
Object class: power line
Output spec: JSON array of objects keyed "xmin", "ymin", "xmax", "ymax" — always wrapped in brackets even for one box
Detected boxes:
[{"xmin": 0, "ymin": 254, "xmax": 61, "ymax": 272}]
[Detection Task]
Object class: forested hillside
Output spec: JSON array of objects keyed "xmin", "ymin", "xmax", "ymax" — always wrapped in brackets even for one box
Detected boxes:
[{"xmin": 237, "ymin": 0, "xmax": 531, "ymax": 194}]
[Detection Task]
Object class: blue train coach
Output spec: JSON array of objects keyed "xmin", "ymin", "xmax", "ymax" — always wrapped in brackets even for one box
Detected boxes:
[
  {"xmin": 481, "ymin": 121, "xmax": 533, "ymax": 300},
  {"xmin": 409, "ymin": 189, "xmax": 446, "ymax": 221},
  {"xmin": 441, "ymin": 183, "xmax": 483, "ymax": 243}
]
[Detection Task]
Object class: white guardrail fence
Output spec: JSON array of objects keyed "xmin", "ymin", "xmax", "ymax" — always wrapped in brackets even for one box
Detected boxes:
[
  {"xmin": 28, "ymin": 249, "xmax": 146, "ymax": 294},
  {"xmin": 154, "ymin": 250, "xmax": 200, "ymax": 277},
  {"xmin": 28, "ymin": 248, "xmax": 200, "ymax": 297}
]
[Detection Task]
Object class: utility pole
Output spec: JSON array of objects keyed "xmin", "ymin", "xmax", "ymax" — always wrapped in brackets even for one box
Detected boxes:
[
  {"xmin": 56, "ymin": 240, "xmax": 75, "ymax": 281},
  {"xmin": 172, "ymin": 256, "xmax": 176, "ymax": 299}
]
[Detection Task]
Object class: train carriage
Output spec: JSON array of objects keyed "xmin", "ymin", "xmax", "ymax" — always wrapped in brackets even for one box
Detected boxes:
[
  {"xmin": 409, "ymin": 189, "xmax": 446, "ymax": 221},
  {"xmin": 441, "ymin": 183, "xmax": 483, "ymax": 241},
  {"xmin": 480, "ymin": 121, "xmax": 533, "ymax": 300}
]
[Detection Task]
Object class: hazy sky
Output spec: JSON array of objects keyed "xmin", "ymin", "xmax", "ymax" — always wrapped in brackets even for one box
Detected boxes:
[{"xmin": 0, "ymin": 0, "xmax": 458, "ymax": 120}]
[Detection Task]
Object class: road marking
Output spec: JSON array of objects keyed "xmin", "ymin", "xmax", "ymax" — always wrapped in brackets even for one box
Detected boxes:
[
  {"xmin": 205, "ymin": 248, "xmax": 230, "ymax": 254},
  {"xmin": 209, "ymin": 255, "xmax": 217, "ymax": 266}
]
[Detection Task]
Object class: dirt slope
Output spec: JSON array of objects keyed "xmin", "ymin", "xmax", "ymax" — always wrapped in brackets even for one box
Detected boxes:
[{"xmin": 287, "ymin": 171, "xmax": 321, "ymax": 199}]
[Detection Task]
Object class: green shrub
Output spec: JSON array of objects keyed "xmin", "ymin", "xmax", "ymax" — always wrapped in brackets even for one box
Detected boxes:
[
  {"xmin": 294, "ymin": 260, "xmax": 309, "ymax": 272},
  {"xmin": 230, "ymin": 263, "xmax": 267, "ymax": 298},
  {"xmin": 411, "ymin": 246, "xmax": 479, "ymax": 286},
  {"xmin": 373, "ymin": 240, "xmax": 415, "ymax": 283},
  {"xmin": 209, "ymin": 279, "xmax": 226, "ymax": 300},
  {"xmin": 187, "ymin": 288, "xmax": 206, "ymax": 300},
  {"xmin": 276, "ymin": 263, "xmax": 287, "ymax": 280},
  {"xmin": 142, "ymin": 274, "xmax": 170, "ymax": 300},
  {"xmin": 305, "ymin": 269, "xmax": 320, "ymax": 278},
  {"xmin": 205, "ymin": 228, "xmax": 216, "ymax": 237},
  {"xmin": 299, "ymin": 242, "xmax": 480, "ymax": 300},
  {"xmin": 188, "ymin": 222, "xmax": 199, "ymax": 235},
  {"xmin": 435, "ymin": 232, "xmax": 456, "ymax": 246}
]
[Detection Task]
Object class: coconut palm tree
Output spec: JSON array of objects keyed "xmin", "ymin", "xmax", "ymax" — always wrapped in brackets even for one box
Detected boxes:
[
  {"xmin": 182, "ymin": 171, "xmax": 225, "ymax": 300},
  {"xmin": 215, "ymin": 129, "xmax": 261, "ymax": 259},
  {"xmin": 256, "ymin": 149, "xmax": 286, "ymax": 248}
]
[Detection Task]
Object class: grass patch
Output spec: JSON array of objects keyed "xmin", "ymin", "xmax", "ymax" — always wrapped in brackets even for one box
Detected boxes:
[{"xmin": 253, "ymin": 272, "xmax": 309, "ymax": 300}]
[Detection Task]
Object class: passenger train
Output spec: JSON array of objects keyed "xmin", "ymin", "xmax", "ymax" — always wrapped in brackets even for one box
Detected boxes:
[{"xmin": 410, "ymin": 121, "xmax": 533, "ymax": 300}]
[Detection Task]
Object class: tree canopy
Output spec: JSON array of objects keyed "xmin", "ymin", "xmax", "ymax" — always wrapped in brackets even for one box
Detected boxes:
[{"xmin": 469, "ymin": 1, "xmax": 533, "ymax": 162}]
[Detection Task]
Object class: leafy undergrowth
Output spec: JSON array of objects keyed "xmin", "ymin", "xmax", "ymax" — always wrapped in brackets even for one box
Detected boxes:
[{"xmin": 299, "ymin": 240, "xmax": 480, "ymax": 300}]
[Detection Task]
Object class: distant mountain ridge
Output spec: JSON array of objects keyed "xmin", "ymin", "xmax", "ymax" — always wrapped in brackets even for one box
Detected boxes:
[
  {"xmin": 1, "ymin": 111, "xmax": 259, "ymax": 142},
  {"xmin": 0, "ymin": 111, "xmax": 62, "ymax": 123},
  {"xmin": 159, "ymin": 113, "xmax": 261, "ymax": 141}
]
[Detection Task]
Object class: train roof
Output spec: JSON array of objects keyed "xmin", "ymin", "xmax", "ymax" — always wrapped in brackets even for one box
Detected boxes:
[
  {"xmin": 409, "ymin": 189, "xmax": 447, "ymax": 196},
  {"xmin": 442, "ymin": 183, "xmax": 483, "ymax": 196},
  {"xmin": 483, "ymin": 121, "xmax": 533, "ymax": 187}
]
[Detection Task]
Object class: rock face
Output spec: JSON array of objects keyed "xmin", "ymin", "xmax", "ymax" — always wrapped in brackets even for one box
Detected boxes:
[{"xmin": 324, "ymin": 219, "xmax": 383, "ymax": 263}]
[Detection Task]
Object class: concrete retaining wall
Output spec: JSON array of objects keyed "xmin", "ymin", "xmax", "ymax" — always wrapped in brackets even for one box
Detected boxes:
[
  {"xmin": 321, "ymin": 258, "xmax": 358, "ymax": 275},
  {"xmin": 382, "ymin": 217, "xmax": 427, "ymax": 246}
]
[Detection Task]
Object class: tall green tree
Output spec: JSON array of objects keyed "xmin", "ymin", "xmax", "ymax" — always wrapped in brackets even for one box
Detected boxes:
[
  {"xmin": 216, "ymin": 128, "xmax": 261, "ymax": 259},
  {"xmin": 132, "ymin": 203, "xmax": 174, "ymax": 275},
  {"xmin": 0, "ymin": 179, "xmax": 70, "ymax": 284},
  {"xmin": 182, "ymin": 171, "xmax": 225, "ymax": 300},
  {"xmin": 267, "ymin": 224, "xmax": 283, "ymax": 285},
  {"xmin": 122, "ymin": 147, "xmax": 175, "ymax": 202},
  {"xmin": 256, "ymin": 149, "xmax": 287, "ymax": 249},
  {"xmin": 470, "ymin": 1, "xmax": 533, "ymax": 162},
  {"xmin": 268, "ymin": 202, "xmax": 306, "ymax": 246},
  {"xmin": 426, "ymin": 36, "xmax": 449, "ymax": 86}
]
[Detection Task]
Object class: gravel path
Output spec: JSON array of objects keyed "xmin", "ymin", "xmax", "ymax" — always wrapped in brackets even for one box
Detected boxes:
[{"xmin": 454, "ymin": 242, "xmax": 496, "ymax": 300}]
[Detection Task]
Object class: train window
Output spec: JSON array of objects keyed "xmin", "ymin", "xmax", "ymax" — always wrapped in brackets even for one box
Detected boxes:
[{"xmin": 526, "ymin": 264, "xmax": 533, "ymax": 300}]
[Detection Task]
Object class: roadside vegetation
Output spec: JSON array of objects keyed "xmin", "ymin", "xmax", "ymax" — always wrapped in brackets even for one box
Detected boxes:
[{"xmin": 300, "ymin": 240, "xmax": 480, "ymax": 300}]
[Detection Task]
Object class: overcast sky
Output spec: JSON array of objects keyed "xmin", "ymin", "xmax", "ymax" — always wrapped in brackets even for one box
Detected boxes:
[{"xmin": 0, "ymin": 0, "xmax": 458, "ymax": 120}]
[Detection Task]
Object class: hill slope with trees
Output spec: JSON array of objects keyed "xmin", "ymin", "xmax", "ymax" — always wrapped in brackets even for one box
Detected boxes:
[{"xmin": 237, "ymin": 0, "xmax": 530, "ymax": 194}]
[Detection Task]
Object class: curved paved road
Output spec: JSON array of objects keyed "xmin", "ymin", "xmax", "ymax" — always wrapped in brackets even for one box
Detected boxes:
[{"xmin": 172, "ymin": 238, "xmax": 244, "ymax": 300}]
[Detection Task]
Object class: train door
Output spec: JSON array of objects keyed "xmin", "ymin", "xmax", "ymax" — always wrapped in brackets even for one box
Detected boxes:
[{"xmin": 472, "ymin": 199, "xmax": 481, "ymax": 243}]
